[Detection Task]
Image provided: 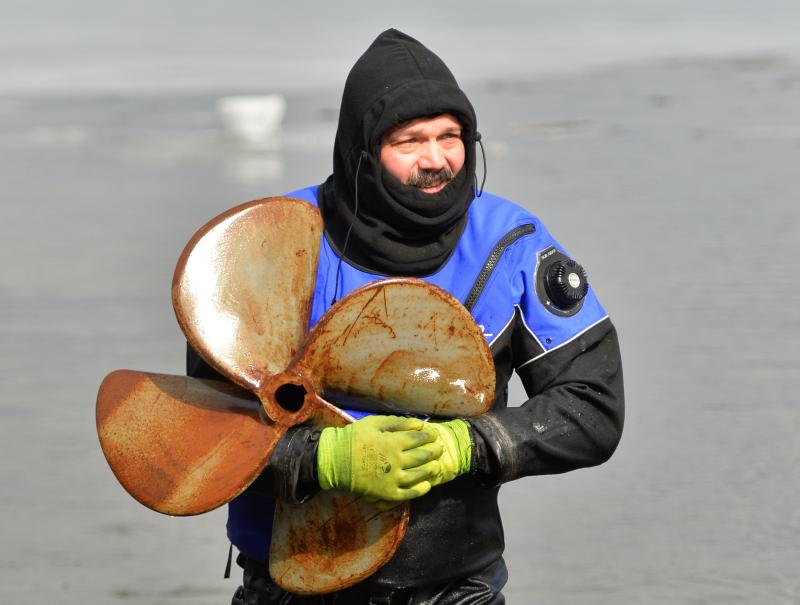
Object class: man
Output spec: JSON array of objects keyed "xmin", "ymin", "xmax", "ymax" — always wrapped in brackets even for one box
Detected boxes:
[{"xmin": 189, "ymin": 28, "xmax": 624, "ymax": 604}]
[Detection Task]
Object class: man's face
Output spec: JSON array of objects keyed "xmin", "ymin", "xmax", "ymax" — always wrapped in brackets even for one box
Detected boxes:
[{"xmin": 379, "ymin": 113, "xmax": 465, "ymax": 194}]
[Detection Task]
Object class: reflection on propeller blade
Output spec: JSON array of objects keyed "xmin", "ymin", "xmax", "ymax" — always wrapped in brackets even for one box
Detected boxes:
[
  {"xmin": 270, "ymin": 401, "xmax": 409, "ymax": 594},
  {"xmin": 96, "ymin": 370, "xmax": 279, "ymax": 516},
  {"xmin": 299, "ymin": 279, "xmax": 495, "ymax": 418},
  {"xmin": 173, "ymin": 197, "xmax": 322, "ymax": 392}
]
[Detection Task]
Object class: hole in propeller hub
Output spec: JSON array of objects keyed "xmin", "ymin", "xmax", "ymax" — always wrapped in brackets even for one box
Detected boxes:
[{"xmin": 273, "ymin": 383, "xmax": 308, "ymax": 412}]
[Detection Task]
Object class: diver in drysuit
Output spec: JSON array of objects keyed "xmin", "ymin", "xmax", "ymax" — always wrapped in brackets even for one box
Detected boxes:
[{"xmin": 188, "ymin": 28, "xmax": 624, "ymax": 605}]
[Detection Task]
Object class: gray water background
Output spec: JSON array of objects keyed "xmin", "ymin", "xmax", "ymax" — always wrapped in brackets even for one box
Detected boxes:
[{"xmin": 1, "ymin": 2, "xmax": 799, "ymax": 603}]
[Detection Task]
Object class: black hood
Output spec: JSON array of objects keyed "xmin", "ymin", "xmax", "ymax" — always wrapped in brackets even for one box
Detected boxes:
[{"xmin": 319, "ymin": 28, "xmax": 478, "ymax": 276}]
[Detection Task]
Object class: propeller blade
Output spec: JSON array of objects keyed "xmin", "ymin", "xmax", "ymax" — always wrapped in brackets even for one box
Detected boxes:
[
  {"xmin": 96, "ymin": 369, "xmax": 281, "ymax": 516},
  {"xmin": 269, "ymin": 401, "xmax": 409, "ymax": 594},
  {"xmin": 297, "ymin": 278, "xmax": 495, "ymax": 418},
  {"xmin": 173, "ymin": 197, "xmax": 322, "ymax": 392}
]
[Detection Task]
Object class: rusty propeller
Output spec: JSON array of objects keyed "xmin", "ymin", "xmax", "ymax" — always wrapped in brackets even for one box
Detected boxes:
[{"xmin": 95, "ymin": 196, "xmax": 495, "ymax": 594}]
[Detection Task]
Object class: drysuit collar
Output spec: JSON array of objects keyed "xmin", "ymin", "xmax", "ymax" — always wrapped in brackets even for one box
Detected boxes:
[{"xmin": 319, "ymin": 28, "xmax": 478, "ymax": 276}]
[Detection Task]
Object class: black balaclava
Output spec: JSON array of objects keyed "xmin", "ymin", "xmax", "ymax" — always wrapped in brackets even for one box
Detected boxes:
[{"xmin": 319, "ymin": 28, "xmax": 478, "ymax": 276}]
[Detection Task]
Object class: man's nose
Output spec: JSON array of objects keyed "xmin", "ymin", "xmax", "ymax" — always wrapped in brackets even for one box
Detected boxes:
[{"xmin": 417, "ymin": 142, "xmax": 446, "ymax": 169}]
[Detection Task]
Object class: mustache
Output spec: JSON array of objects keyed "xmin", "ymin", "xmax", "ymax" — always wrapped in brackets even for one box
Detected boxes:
[{"xmin": 405, "ymin": 167, "xmax": 454, "ymax": 189}]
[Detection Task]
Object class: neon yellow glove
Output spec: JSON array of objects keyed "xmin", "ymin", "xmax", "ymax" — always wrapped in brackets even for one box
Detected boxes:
[
  {"xmin": 317, "ymin": 415, "xmax": 443, "ymax": 503},
  {"xmin": 423, "ymin": 419, "xmax": 473, "ymax": 487},
  {"xmin": 368, "ymin": 418, "xmax": 474, "ymax": 511}
]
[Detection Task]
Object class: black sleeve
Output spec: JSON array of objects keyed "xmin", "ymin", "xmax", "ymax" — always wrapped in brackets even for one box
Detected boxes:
[
  {"xmin": 186, "ymin": 342, "xmax": 229, "ymax": 381},
  {"xmin": 186, "ymin": 343, "xmax": 322, "ymax": 503},
  {"xmin": 468, "ymin": 318, "xmax": 624, "ymax": 484}
]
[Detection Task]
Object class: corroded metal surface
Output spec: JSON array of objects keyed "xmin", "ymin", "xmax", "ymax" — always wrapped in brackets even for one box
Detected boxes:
[
  {"xmin": 97, "ymin": 197, "xmax": 496, "ymax": 593},
  {"xmin": 96, "ymin": 370, "xmax": 278, "ymax": 516},
  {"xmin": 270, "ymin": 401, "xmax": 409, "ymax": 594},
  {"xmin": 173, "ymin": 197, "xmax": 322, "ymax": 393},
  {"xmin": 299, "ymin": 278, "xmax": 495, "ymax": 418}
]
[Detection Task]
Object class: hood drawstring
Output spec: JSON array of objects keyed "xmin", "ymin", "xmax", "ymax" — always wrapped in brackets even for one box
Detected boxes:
[
  {"xmin": 331, "ymin": 150, "xmax": 367, "ymax": 306},
  {"xmin": 473, "ymin": 132, "xmax": 487, "ymax": 198}
]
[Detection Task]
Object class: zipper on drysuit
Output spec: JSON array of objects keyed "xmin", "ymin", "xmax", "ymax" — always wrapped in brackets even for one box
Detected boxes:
[{"xmin": 464, "ymin": 223, "xmax": 535, "ymax": 312}]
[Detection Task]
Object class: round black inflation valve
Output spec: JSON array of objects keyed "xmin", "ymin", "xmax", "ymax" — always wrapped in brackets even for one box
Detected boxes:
[
  {"xmin": 535, "ymin": 247, "xmax": 589, "ymax": 317},
  {"xmin": 546, "ymin": 260, "xmax": 588, "ymax": 308}
]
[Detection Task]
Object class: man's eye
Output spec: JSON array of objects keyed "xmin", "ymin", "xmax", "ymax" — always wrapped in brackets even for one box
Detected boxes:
[{"xmin": 393, "ymin": 139, "xmax": 418, "ymax": 150}]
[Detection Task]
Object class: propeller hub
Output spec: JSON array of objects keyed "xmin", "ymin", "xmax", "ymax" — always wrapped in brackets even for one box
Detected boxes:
[
  {"xmin": 274, "ymin": 383, "xmax": 308, "ymax": 412},
  {"xmin": 260, "ymin": 371, "xmax": 318, "ymax": 425}
]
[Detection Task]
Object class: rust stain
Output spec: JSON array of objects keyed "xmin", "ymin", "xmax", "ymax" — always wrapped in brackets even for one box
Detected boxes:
[
  {"xmin": 287, "ymin": 525, "xmax": 310, "ymax": 555},
  {"xmin": 245, "ymin": 299, "xmax": 265, "ymax": 337},
  {"xmin": 283, "ymin": 500, "xmax": 365, "ymax": 561},
  {"xmin": 340, "ymin": 321, "xmax": 357, "ymax": 348},
  {"xmin": 360, "ymin": 311, "xmax": 397, "ymax": 338},
  {"xmin": 341, "ymin": 286, "xmax": 384, "ymax": 347},
  {"xmin": 159, "ymin": 433, "xmax": 241, "ymax": 511},
  {"xmin": 419, "ymin": 313, "xmax": 439, "ymax": 349},
  {"xmin": 371, "ymin": 350, "xmax": 411, "ymax": 387},
  {"xmin": 322, "ymin": 508, "xmax": 362, "ymax": 555}
]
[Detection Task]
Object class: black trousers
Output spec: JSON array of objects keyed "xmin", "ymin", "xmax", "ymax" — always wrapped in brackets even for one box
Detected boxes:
[{"xmin": 231, "ymin": 554, "xmax": 507, "ymax": 605}]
